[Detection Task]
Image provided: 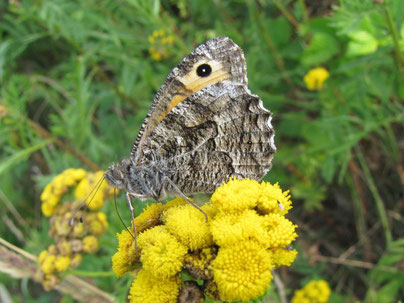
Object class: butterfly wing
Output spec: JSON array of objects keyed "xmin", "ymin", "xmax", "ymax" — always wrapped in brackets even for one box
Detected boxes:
[
  {"xmin": 139, "ymin": 82, "xmax": 276, "ymax": 195},
  {"xmin": 131, "ymin": 37, "xmax": 248, "ymax": 164}
]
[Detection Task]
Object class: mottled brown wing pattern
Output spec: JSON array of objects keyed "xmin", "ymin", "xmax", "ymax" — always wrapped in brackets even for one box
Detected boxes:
[
  {"xmin": 104, "ymin": 37, "xmax": 276, "ymax": 201},
  {"xmin": 140, "ymin": 82, "xmax": 276, "ymax": 195},
  {"xmin": 130, "ymin": 37, "xmax": 247, "ymax": 164}
]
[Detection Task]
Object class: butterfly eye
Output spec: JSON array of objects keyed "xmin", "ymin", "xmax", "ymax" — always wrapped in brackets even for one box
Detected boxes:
[{"xmin": 196, "ymin": 63, "xmax": 212, "ymax": 77}]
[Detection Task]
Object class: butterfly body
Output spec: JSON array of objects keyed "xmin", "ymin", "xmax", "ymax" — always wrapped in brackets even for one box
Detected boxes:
[{"xmin": 105, "ymin": 37, "xmax": 276, "ymax": 201}]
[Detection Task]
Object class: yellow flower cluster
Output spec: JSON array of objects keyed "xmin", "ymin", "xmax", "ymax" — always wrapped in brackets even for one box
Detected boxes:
[
  {"xmin": 303, "ymin": 67, "xmax": 330, "ymax": 91},
  {"xmin": 148, "ymin": 30, "xmax": 174, "ymax": 61},
  {"xmin": 292, "ymin": 280, "xmax": 331, "ymax": 303},
  {"xmin": 74, "ymin": 170, "xmax": 115, "ymax": 210},
  {"xmin": 112, "ymin": 178, "xmax": 298, "ymax": 302},
  {"xmin": 41, "ymin": 168, "xmax": 87, "ymax": 216},
  {"xmin": 37, "ymin": 169, "xmax": 113, "ymax": 291}
]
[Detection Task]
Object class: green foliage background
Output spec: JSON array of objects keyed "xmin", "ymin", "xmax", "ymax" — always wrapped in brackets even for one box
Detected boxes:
[{"xmin": 0, "ymin": 0, "xmax": 403, "ymax": 302}]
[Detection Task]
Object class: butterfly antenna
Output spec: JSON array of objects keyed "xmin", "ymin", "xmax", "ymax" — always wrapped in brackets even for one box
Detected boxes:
[{"xmin": 69, "ymin": 175, "xmax": 106, "ymax": 226}]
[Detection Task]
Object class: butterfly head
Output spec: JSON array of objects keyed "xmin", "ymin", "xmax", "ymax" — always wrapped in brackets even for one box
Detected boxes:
[{"xmin": 104, "ymin": 158, "xmax": 131, "ymax": 190}]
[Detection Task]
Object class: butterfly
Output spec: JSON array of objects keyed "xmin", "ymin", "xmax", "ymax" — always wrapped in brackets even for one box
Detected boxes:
[{"xmin": 104, "ymin": 37, "xmax": 275, "ymax": 235}]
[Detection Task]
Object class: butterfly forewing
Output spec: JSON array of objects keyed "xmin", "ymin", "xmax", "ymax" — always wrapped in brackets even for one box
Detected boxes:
[{"xmin": 130, "ymin": 37, "xmax": 247, "ymax": 164}]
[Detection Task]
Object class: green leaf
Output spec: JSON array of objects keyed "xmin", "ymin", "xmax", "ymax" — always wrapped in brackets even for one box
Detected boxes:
[
  {"xmin": 265, "ymin": 17, "xmax": 292, "ymax": 46},
  {"xmin": 301, "ymin": 32, "xmax": 339, "ymax": 66},
  {"xmin": 346, "ymin": 30, "xmax": 378, "ymax": 57},
  {"xmin": 400, "ymin": 23, "xmax": 404, "ymax": 39},
  {"xmin": 375, "ymin": 280, "xmax": 401, "ymax": 303}
]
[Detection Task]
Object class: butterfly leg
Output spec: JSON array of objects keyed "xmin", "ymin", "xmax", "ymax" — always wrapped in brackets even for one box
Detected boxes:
[
  {"xmin": 125, "ymin": 192, "xmax": 138, "ymax": 251},
  {"xmin": 163, "ymin": 177, "xmax": 208, "ymax": 222}
]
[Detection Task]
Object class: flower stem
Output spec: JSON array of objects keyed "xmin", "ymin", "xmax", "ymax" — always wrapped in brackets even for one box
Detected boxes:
[
  {"xmin": 273, "ymin": 0, "xmax": 300, "ymax": 29},
  {"xmin": 383, "ymin": 3, "xmax": 403, "ymax": 72},
  {"xmin": 69, "ymin": 269, "xmax": 116, "ymax": 277},
  {"xmin": 354, "ymin": 146, "xmax": 392, "ymax": 247}
]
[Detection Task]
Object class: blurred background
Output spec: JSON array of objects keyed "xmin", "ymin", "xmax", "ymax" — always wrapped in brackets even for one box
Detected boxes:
[{"xmin": 0, "ymin": 0, "xmax": 403, "ymax": 302}]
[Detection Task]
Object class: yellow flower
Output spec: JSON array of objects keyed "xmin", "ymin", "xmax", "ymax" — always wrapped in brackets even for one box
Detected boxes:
[
  {"xmin": 88, "ymin": 212, "xmax": 108, "ymax": 235},
  {"xmin": 73, "ymin": 223, "xmax": 85, "ymax": 236},
  {"xmin": 112, "ymin": 252, "xmax": 131, "ymax": 277},
  {"xmin": 210, "ymin": 209, "xmax": 264, "ymax": 247},
  {"xmin": 41, "ymin": 168, "xmax": 88, "ymax": 216},
  {"xmin": 48, "ymin": 244, "xmax": 57, "ymax": 255},
  {"xmin": 258, "ymin": 181, "xmax": 292, "ymax": 215},
  {"xmin": 210, "ymin": 178, "xmax": 261, "ymax": 211},
  {"xmin": 38, "ymin": 250, "xmax": 48, "ymax": 264},
  {"xmin": 47, "ymin": 194, "xmax": 60, "ymax": 207},
  {"xmin": 138, "ymin": 226, "xmax": 187, "ymax": 278},
  {"xmin": 163, "ymin": 204, "xmax": 213, "ymax": 250},
  {"xmin": 74, "ymin": 171, "xmax": 102, "ymax": 195},
  {"xmin": 205, "ymin": 280, "xmax": 220, "ymax": 301},
  {"xmin": 40, "ymin": 184, "xmax": 52, "ymax": 201},
  {"xmin": 292, "ymin": 280, "xmax": 331, "ymax": 303},
  {"xmin": 201, "ymin": 202, "xmax": 219, "ymax": 219},
  {"xmin": 149, "ymin": 48, "xmax": 164, "ymax": 61},
  {"xmin": 74, "ymin": 177, "xmax": 90, "ymax": 200},
  {"xmin": 89, "ymin": 219, "xmax": 105, "ymax": 235},
  {"xmin": 212, "ymin": 240, "xmax": 274, "ymax": 302},
  {"xmin": 260, "ymin": 213, "xmax": 298, "ymax": 248},
  {"xmin": 112, "ymin": 178, "xmax": 298, "ymax": 302},
  {"xmin": 70, "ymin": 168, "xmax": 87, "ymax": 180},
  {"xmin": 134, "ymin": 203, "xmax": 165, "ymax": 233},
  {"xmin": 74, "ymin": 171, "xmax": 108, "ymax": 211},
  {"xmin": 163, "ymin": 197, "xmax": 188, "ymax": 209},
  {"xmin": 82, "ymin": 235, "xmax": 99, "ymax": 253},
  {"xmin": 184, "ymin": 247, "xmax": 216, "ymax": 280},
  {"xmin": 270, "ymin": 248, "xmax": 298, "ymax": 267},
  {"xmin": 51, "ymin": 175, "xmax": 66, "ymax": 195},
  {"xmin": 112, "ymin": 230, "xmax": 139, "ymax": 277},
  {"xmin": 117, "ymin": 229, "xmax": 136, "ymax": 253},
  {"xmin": 303, "ymin": 67, "xmax": 330, "ymax": 91},
  {"xmin": 42, "ymin": 255, "xmax": 56, "ymax": 275},
  {"xmin": 70, "ymin": 254, "xmax": 83, "ymax": 268},
  {"xmin": 62, "ymin": 168, "xmax": 83, "ymax": 186},
  {"xmin": 57, "ymin": 240, "xmax": 72, "ymax": 256},
  {"xmin": 97, "ymin": 212, "xmax": 108, "ymax": 227},
  {"xmin": 55, "ymin": 256, "xmax": 71, "ymax": 272},
  {"xmin": 87, "ymin": 191, "xmax": 104, "ymax": 210},
  {"xmin": 128, "ymin": 270, "xmax": 182, "ymax": 303},
  {"xmin": 148, "ymin": 30, "xmax": 174, "ymax": 61},
  {"xmin": 42, "ymin": 274, "xmax": 60, "ymax": 291},
  {"xmin": 54, "ymin": 217, "xmax": 70, "ymax": 237},
  {"xmin": 41, "ymin": 202, "xmax": 56, "ymax": 217}
]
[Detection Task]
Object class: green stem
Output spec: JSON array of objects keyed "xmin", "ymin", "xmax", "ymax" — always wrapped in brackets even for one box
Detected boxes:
[
  {"xmin": 345, "ymin": 167, "xmax": 371, "ymax": 260},
  {"xmin": 68, "ymin": 270, "xmax": 116, "ymax": 278},
  {"xmin": 299, "ymin": 0, "xmax": 309, "ymax": 23},
  {"xmin": 383, "ymin": 4, "xmax": 403, "ymax": 71},
  {"xmin": 273, "ymin": 0, "xmax": 300, "ymax": 29},
  {"xmin": 354, "ymin": 146, "xmax": 392, "ymax": 247}
]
